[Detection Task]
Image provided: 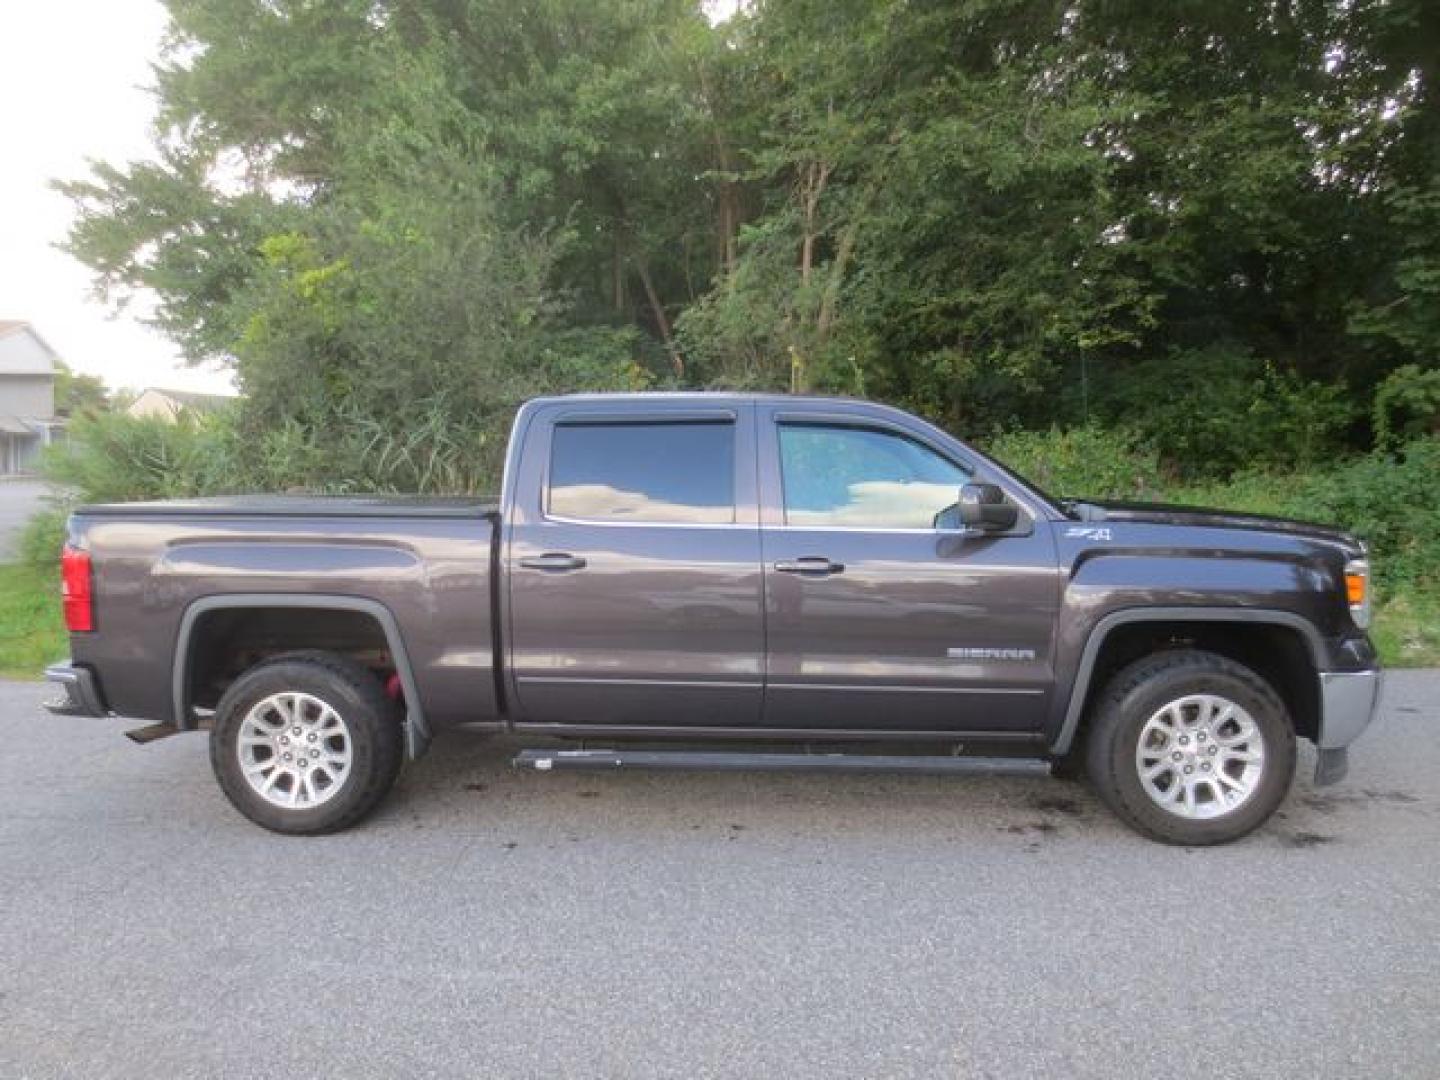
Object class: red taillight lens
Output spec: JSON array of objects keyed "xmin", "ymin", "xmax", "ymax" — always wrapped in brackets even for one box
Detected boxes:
[{"xmin": 61, "ymin": 545, "xmax": 94, "ymax": 632}]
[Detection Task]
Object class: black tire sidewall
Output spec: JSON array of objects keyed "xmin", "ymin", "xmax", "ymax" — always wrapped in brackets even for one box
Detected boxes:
[
  {"xmin": 210, "ymin": 657, "xmax": 401, "ymax": 834},
  {"xmin": 1089, "ymin": 653, "xmax": 1296, "ymax": 845}
]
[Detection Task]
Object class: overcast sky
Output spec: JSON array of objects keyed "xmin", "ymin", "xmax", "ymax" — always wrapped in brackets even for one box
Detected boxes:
[
  {"xmin": 0, "ymin": 0, "xmax": 235, "ymax": 395},
  {"xmin": 1, "ymin": 1, "xmax": 743, "ymax": 399}
]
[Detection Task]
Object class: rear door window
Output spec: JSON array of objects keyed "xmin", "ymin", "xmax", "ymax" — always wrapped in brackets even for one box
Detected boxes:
[{"xmin": 549, "ymin": 421, "xmax": 736, "ymax": 524}]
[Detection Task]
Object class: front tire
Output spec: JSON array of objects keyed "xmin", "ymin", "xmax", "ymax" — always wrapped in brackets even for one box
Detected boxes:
[
  {"xmin": 1084, "ymin": 650, "xmax": 1296, "ymax": 845},
  {"xmin": 210, "ymin": 653, "xmax": 404, "ymax": 834}
]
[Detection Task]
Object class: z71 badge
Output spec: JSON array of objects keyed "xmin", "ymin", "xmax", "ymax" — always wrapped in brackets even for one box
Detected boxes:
[{"xmin": 1065, "ymin": 526, "xmax": 1112, "ymax": 541}]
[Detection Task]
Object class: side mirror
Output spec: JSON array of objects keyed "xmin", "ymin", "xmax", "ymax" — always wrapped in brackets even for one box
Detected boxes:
[{"xmin": 958, "ymin": 483, "xmax": 1018, "ymax": 532}]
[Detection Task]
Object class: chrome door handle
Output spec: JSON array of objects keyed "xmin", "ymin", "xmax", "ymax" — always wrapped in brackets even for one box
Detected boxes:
[
  {"xmin": 519, "ymin": 553, "xmax": 588, "ymax": 571},
  {"xmin": 773, "ymin": 557, "xmax": 844, "ymax": 576}
]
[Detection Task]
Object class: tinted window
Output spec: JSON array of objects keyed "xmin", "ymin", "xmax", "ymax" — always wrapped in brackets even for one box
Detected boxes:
[
  {"xmin": 779, "ymin": 424, "xmax": 970, "ymax": 528},
  {"xmin": 549, "ymin": 422, "xmax": 735, "ymax": 523}
]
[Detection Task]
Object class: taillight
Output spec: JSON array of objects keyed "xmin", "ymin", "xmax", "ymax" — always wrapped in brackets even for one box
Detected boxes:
[{"xmin": 61, "ymin": 545, "xmax": 94, "ymax": 633}]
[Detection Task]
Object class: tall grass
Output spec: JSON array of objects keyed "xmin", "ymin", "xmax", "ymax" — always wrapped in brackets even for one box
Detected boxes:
[{"xmin": 41, "ymin": 406, "xmax": 504, "ymax": 505}]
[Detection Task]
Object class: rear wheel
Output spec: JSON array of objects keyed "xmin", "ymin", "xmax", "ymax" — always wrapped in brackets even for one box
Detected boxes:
[
  {"xmin": 1084, "ymin": 650, "xmax": 1295, "ymax": 845},
  {"xmin": 210, "ymin": 652, "xmax": 403, "ymax": 834}
]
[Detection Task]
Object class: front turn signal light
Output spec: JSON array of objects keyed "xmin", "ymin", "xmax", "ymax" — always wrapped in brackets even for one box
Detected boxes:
[{"xmin": 1344, "ymin": 558, "xmax": 1371, "ymax": 629}]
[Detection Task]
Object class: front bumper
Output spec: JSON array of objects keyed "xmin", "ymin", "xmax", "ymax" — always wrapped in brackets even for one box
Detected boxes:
[
  {"xmin": 1318, "ymin": 669, "xmax": 1383, "ymax": 749},
  {"xmin": 1312, "ymin": 668, "xmax": 1383, "ymax": 787},
  {"xmin": 43, "ymin": 661, "xmax": 109, "ymax": 718}
]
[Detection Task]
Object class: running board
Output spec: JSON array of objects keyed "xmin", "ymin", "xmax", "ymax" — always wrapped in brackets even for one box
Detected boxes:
[
  {"xmin": 125, "ymin": 722, "xmax": 184, "ymax": 745},
  {"xmin": 513, "ymin": 748, "xmax": 1053, "ymax": 777}
]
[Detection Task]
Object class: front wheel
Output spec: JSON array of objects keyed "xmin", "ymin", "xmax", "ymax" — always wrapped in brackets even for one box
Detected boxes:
[
  {"xmin": 1084, "ymin": 650, "xmax": 1296, "ymax": 845},
  {"xmin": 210, "ymin": 652, "xmax": 404, "ymax": 834}
]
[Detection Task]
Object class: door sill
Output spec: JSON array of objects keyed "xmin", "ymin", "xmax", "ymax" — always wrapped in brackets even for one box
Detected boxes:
[{"xmin": 509, "ymin": 722, "xmax": 1044, "ymax": 743}]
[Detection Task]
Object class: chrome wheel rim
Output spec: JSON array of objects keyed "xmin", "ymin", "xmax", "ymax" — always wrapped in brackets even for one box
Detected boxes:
[
  {"xmin": 1135, "ymin": 693, "xmax": 1265, "ymax": 820},
  {"xmin": 238, "ymin": 692, "xmax": 353, "ymax": 810}
]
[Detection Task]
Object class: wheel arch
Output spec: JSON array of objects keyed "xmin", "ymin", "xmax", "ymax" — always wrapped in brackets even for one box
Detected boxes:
[
  {"xmin": 1051, "ymin": 607, "xmax": 1324, "ymax": 756},
  {"xmin": 172, "ymin": 594, "xmax": 429, "ymax": 757}
]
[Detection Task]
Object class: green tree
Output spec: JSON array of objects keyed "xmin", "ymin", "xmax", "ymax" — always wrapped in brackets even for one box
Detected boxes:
[
  {"xmin": 55, "ymin": 0, "xmax": 1440, "ymax": 483},
  {"xmin": 52, "ymin": 362, "xmax": 110, "ymax": 418}
]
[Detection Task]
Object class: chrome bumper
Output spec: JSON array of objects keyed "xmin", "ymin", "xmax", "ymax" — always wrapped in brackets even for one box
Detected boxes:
[
  {"xmin": 1312, "ymin": 668, "xmax": 1382, "ymax": 787},
  {"xmin": 43, "ymin": 662, "xmax": 109, "ymax": 718},
  {"xmin": 1319, "ymin": 669, "xmax": 1383, "ymax": 749}
]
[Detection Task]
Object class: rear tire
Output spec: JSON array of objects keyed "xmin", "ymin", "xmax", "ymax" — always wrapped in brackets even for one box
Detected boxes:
[
  {"xmin": 210, "ymin": 652, "xmax": 404, "ymax": 834},
  {"xmin": 1084, "ymin": 650, "xmax": 1295, "ymax": 845}
]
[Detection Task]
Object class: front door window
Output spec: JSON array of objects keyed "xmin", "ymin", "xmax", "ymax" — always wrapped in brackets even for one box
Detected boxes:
[{"xmin": 778, "ymin": 424, "xmax": 970, "ymax": 529}]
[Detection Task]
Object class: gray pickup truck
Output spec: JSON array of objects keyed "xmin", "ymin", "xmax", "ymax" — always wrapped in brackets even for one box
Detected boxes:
[{"xmin": 45, "ymin": 393, "xmax": 1382, "ymax": 844}]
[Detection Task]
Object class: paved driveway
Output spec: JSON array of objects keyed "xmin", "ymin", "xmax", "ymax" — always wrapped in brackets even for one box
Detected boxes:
[
  {"xmin": 1, "ymin": 672, "xmax": 1437, "ymax": 1078},
  {"xmin": 0, "ymin": 478, "xmax": 50, "ymax": 561}
]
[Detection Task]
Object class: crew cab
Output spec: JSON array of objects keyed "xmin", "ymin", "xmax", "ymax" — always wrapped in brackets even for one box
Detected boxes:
[{"xmin": 45, "ymin": 393, "xmax": 1382, "ymax": 843}]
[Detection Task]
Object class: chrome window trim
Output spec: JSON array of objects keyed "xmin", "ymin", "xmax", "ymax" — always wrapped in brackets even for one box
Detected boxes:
[
  {"xmin": 540, "ymin": 513, "xmax": 753, "ymax": 531},
  {"xmin": 761, "ymin": 523, "xmax": 981, "ymax": 537}
]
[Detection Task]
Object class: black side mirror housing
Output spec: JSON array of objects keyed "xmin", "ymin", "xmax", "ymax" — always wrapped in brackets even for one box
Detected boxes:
[{"xmin": 958, "ymin": 482, "xmax": 1018, "ymax": 532}]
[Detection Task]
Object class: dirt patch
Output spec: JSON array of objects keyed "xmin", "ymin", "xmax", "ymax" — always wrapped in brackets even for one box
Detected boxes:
[
  {"xmin": 1280, "ymin": 830, "xmax": 1336, "ymax": 849},
  {"xmin": 1302, "ymin": 788, "xmax": 1421, "ymax": 815},
  {"xmin": 1002, "ymin": 820, "xmax": 1059, "ymax": 836},
  {"xmin": 1364, "ymin": 788, "xmax": 1421, "ymax": 804},
  {"xmin": 1030, "ymin": 795, "xmax": 1084, "ymax": 817}
]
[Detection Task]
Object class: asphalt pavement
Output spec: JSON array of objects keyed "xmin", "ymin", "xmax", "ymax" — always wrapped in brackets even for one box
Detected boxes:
[{"xmin": 1, "ymin": 672, "xmax": 1437, "ymax": 1079}]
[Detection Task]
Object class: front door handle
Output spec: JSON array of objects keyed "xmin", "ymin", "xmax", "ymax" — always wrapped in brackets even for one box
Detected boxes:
[
  {"xmin": 519, "ymin": 553, "xmax": 588, "ymax": 572},
  {"xmin": 774, "ymin": 556, "xmax": 845, "ymax": 576}
]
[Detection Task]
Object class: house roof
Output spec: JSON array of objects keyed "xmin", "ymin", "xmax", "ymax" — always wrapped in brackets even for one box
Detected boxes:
[
  {"xmin": 135, "ymin": 387, "xmax": 237, "ymax": 411},
  {"xmin": 0, "ymin": 320, "xmax": 61, "ymax": 375}
]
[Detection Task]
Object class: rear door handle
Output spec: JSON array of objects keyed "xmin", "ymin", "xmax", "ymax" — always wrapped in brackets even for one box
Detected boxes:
[
  {"xmin": 518, "ymin": 553, "xmax": 587, "ymax": 572},
  {"xmin": 773, "ymin": 556, "xmax": 845, "ymax": 576}
]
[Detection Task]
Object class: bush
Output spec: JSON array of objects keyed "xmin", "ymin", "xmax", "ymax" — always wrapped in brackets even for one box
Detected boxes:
[
  {"xmin": 1293, "ymin": 439, "xmax": 1440, "ymax": 594},
  {"xmin": 983, "ymin": 425, "xmax": 1165, "ymax": 500},
  {"xmin": 989, "ymin": 428, "xmax": 1440, "ymax": 597},
  {"xmin": 41, "ymin": 412, "xmax": 232, "ymax": 503},
  {"xmin": 1094, "ymin": 345, "xmax": 1352, "ymax": 477},
  {"xmin": 18, "ymin": 509, "xmax": 68, "ymax": 573},
  {"xmin": 1373, "ymin": 364, "xmax": 1440, "ymax": 450},
  {"xmin": 39, "ymin": 402, "xmax": 513, "ymax": 506},
  {"xmin": 1166, "ymin": 439, "xmax": 1440, "ymax": 595}
]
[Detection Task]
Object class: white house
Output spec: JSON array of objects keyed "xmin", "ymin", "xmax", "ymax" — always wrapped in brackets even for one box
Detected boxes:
[{"xmin": 0, "ymin": 320, "xmax": 62, "ymax": 476}]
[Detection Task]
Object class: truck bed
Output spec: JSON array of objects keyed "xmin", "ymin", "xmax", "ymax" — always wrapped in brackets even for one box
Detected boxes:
[{"xmin": 67, "ymin": 496, "xmax": 501, "ymax": 740}]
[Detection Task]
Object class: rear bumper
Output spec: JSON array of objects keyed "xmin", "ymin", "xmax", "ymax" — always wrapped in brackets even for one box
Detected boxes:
[{"xmin": 43, "ymin": 661, "xmax": 109, "ymax": 718}]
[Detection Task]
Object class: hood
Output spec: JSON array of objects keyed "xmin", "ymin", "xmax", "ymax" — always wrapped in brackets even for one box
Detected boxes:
[{"xmin": 1077, "ymin": 499, "xmax": 1362, "ymax": 550}]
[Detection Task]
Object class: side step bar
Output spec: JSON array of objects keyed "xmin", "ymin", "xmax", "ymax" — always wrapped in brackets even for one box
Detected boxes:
[
  {"xmin": 125, "ymin": 722, "xmax": 184, "ymax": 745},
  {"xmin": 514, "ymin": 748, "xmax": 1053, "ymax": 777}
]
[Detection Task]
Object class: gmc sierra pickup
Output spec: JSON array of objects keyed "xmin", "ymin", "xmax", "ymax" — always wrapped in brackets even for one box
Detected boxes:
[{"xmin": 45, "ymin": 393, "xmax": 1382, "ymax": 843}]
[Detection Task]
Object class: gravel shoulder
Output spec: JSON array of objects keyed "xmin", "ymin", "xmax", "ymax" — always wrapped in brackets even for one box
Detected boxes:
[{"xmin": 1, "ymin": 672, "xmax": 1437, "ymax": 1079}]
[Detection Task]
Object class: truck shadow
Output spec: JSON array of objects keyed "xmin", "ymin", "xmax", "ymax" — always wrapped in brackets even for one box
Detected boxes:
[{"xmin": 376, "ymin": 731, "xmax": 1427, "ymax": 850}]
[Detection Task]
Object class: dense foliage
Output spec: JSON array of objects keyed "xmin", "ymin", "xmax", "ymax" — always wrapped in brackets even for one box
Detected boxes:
[{"xmin": 57, "ymin": 0, "xmax": 1439, "ymax": 484}]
